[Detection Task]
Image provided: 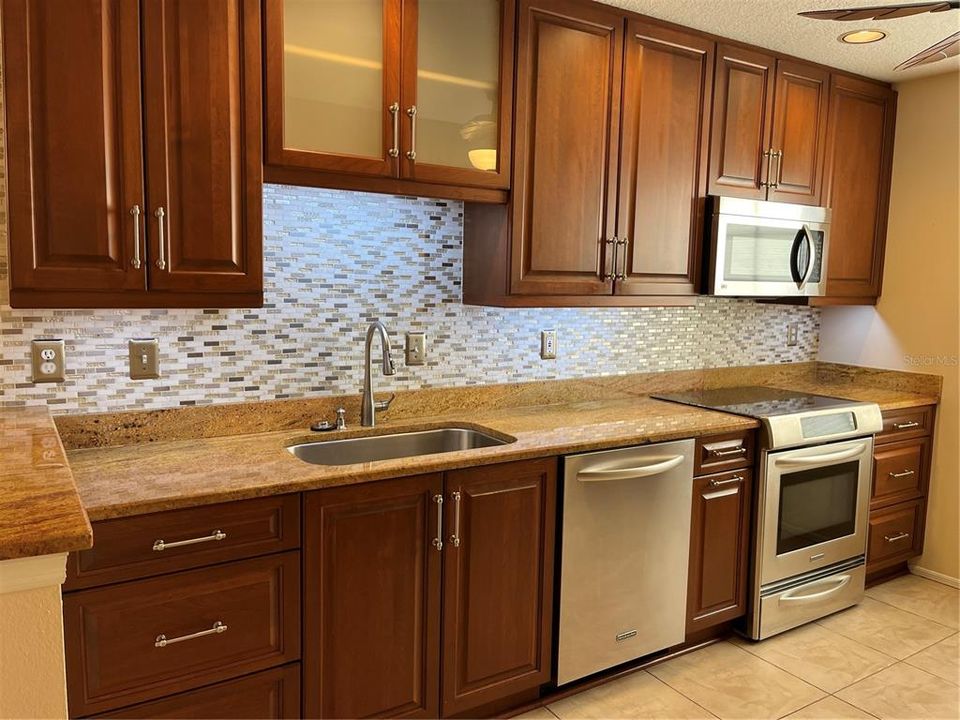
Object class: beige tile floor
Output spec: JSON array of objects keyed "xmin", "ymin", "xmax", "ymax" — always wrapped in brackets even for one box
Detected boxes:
[{"xmin": 519, "ymin": 575, "xmax": 959, "ymax": 720}]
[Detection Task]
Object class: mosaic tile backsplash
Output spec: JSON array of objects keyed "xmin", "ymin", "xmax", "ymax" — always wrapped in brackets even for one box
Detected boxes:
[{"xmin": 0, "ymin": 184, "xmax": 820, "ymax": 414}]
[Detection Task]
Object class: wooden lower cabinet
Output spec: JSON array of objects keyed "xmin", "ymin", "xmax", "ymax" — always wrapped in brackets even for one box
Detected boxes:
[
  {"xmin": 686, "ymin": 468, "xmax": 753, "ymax": 634},
  {"xmin": 303, "ymin": 458, "xmax": 558, "ymax": 719},
  {"xmin": 441, "ymin": 459, "xmax": 556, "ymax": 717},
  {"xmin": 103, "ymin": 665, "xmax": 301, "ymax": 719}
]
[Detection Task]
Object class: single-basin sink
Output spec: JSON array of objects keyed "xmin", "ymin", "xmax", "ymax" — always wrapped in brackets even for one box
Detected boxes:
[{"xmin": 288, "ymin": 426, "xmax": 513, "ymax": 466}]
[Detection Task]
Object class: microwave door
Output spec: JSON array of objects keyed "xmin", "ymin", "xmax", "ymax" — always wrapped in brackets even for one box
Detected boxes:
[{"xmin": 713, "ymin": 216, "xmax": 807, "ymax": 296}]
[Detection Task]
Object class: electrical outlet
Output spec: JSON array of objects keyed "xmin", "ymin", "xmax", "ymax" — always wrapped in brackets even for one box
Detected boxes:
[
  {"xmin": 540, "ymin": 329, "xmax": 558, "ymax": 360},
  {"xmin": 129, "ymin": 338, "xmax": 160, "ymax": 379},
  {"xmin": 31, "ymin": 339, "xmax": 66, "ymax": 383},
  {"xmin": 786, "ymin": 323, "xmax": 799, "ymax": 347},
  {"xmin": 405, "ymin": 332, "xmax": 426, "ymax": 366}
]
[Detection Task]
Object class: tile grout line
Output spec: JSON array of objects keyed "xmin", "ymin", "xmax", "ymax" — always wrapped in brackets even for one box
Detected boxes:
[
  {"xmin": 863, "ymin": 585, "xmax": 960, "ymax": 630},
  {"xmin": 899, "ymin": 630, "xmax": 959, "ymax": 664},
  {"xmin": 644, "ymin": 668, "xmax": 721, "ymax": 719}
]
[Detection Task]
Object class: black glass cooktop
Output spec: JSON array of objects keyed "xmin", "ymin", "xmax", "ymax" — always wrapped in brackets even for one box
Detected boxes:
[{"xmin": 653, "ymin": 386, "xmax": 860, "ymax": 419}]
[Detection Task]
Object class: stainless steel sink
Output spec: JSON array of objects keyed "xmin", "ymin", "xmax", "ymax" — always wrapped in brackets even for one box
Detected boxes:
[{"xmin": 288, "ymin": 427, "xmax": 513, "ymax": 466}]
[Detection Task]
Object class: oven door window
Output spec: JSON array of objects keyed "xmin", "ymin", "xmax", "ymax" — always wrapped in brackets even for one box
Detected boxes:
[{"xmin": 777, "ymin": 461, "xmax": 859, "ymax": 555}]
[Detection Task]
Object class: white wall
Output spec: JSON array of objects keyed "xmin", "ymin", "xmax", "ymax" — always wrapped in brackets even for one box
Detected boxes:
[{"xmin": 819, "ymin": 71, "xmax": 960, "ymax": 581}]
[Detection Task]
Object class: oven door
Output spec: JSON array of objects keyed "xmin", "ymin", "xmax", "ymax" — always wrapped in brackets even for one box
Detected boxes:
[
  {"xmin": 758, "ymin": 438, "xmax": 873, "ymax": 584},
  {"xmin": 712, "ymin": 213, "xmax": 828, "ymax": 297}
]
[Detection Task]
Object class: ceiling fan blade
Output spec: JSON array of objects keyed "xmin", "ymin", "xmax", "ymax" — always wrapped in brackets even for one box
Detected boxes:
[
  {"xmin": 895, "ymin": 31, "xmax": 960, "ymax": 69},
  {"xmin": 799, "ymin": 2, "xmax": 957, "ymax": 21}
]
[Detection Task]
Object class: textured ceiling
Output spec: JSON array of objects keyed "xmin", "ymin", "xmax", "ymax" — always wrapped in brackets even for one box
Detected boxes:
[{"xmin": 599, "ymin": 0, "xmax": 960, "ymax": 83}]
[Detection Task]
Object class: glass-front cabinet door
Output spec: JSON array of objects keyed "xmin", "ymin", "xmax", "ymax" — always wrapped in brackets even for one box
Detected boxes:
[
  {"xmin": 264, "ymin": 0, "xmax": 512, "ymax": 190},
  {"xmin": 400, "ymin": 0, "xmax": 513, "ymax": 188},
  {"xmin": 265, "ymin": 0, "xmax": 402, "ymax": 177}
]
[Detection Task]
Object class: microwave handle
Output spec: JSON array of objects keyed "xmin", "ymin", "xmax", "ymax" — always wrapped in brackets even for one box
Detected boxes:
[
  {"xmin": 789, "ymin": 228, "xmax": 805, "ymax": 286},
  {"xmin": 797, "ymin": 225, "xmax": 818, "ymax": 291}
]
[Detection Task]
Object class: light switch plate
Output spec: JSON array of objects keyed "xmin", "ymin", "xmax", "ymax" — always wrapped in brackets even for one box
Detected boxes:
[
  {"xmin": 405, "ymin": 332, "xmax": 426, "ymax": 366},
  {"xmin": 31, "ymin": 339, "xmax": 66, "ymax": 383},
  {"xmin": 540, "ymin": 330, "xmax": 558, "ymax": 360},
  {"xmin": 129, "ymin": 338, "xmax": 160, "ymax": 379}
]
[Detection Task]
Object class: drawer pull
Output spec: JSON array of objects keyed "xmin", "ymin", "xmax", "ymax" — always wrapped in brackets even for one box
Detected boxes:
[
  {"xmin": 889, "ymin": 469, "xmax": 916, "ymax": 479},
  {"xmin": 709, "ymin": 475, "xmax": 744, "ymax": 488},
  {"xmin": 893, "ymin": 421, "xmax": 921, "ymax": 430},
  {"xmin": 709, "ymin": 446, "xmax": 746, "ymax": 458},
  {"xmin": 884, "ymin": 531, "xmax": 911, "ymax": 543},
  {"xmin": 154, "ymin": 620, "xmax": 228, "ymax": 648},
  {"xmin": 152, "ymin": 530, "xmax": 226, "ymax": 552}
]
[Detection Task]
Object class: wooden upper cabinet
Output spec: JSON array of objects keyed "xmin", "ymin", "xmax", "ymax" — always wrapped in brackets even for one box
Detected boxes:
[
  {"xmin": 303, "ymin": 475, "xmax": 442, "ymax": 719},
  {"xmin": 510, "ymin": 0, "xmax": 623, "ymax": 296},
  {"xmin": 1, "ymin": 0, "xmax": 147, "ymax": 298},
  {"xmin": 441, "ymin": 459, "xmax": 556, "ymax": 717},
  {"xmin": 709, "ymin": 44, "xmax": 776, "ymax": 200},
  {"xmin": 767, "ymin": 60, "xmax": 829, "ymax": 205},
  {"xmin": 616, "ymin": 19, "xmax": 713, "ymax": 296},
  {"xmin": 264, "ymin": 0, "xmax": 512, "ymax": 195},
  {"xmin": 820, "ymin": 75, "xmax": 896, "ymax": 299},
  {"xmin": 142, "ymin": 0, "xmax": 263, "ymax": 294}
]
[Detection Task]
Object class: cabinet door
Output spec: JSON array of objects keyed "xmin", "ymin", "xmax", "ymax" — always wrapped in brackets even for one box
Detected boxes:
[
  {"xmin": 687, "ymin": 469, "xmax": 752, "ymax": 635},
  {"xmin": 399, "ymin": 0, "xmax": 514, "ymax": 189},
  {"xmin": 303, "ymin": 475, "xmax": 442, "ymax": 719},
  {"xmin": 141, "ymin": 0, "xmax": 262, "ymax": 295},
  {"xmin": 1, "ymin": 0, "xmax": 146, "ymax": 298},
  {"xmin": 510, "ymin": 0, "xmax": 623, "ymax": 296},
  {"xmin": 767, "ymin": 60, "xmax": 830, "ymax": 206},
  {"xmin": 441, "ymin": 459, "xmax": 556, "ymax": 717},
  {"xmin": 821, "ymin": 75, "xmax": 896, "ymax": 299},
  {"xmin": 616, "ymin": 19, "xmax": 712, "ymax": 296},
  {"xmin": 708, "ymin": 44, "xmax": 776, "ymax": 200},
  {"xmin": 264, "ymin": 0, "xmax": 401, "ymax": 178}
]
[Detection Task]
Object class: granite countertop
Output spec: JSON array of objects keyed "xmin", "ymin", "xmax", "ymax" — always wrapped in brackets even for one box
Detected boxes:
[
  {"xmin": 3, "ymin": 362, "xmax": 939, "ymax": 542},
  {"xmin": 67, "ymin": 397, "xmax": 759, "ymax": 521},
  {"xmin": 0, "ymin": 407, "xmax": 92, "ymax": 560}
]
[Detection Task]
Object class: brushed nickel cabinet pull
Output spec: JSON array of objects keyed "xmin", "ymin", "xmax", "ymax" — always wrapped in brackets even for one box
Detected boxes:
[
  {"xmin": 771, "ymin": 150, "xmax": 783, "ymax": 189},
  {"xmin": 762, "ymin": 148, "xmax": 774, "ymax": 188},
  {"xmin": 893, "ymin": 421, "xmax": 920, "ymax": 430},
  {"xmin": 709, "ymin": 475, "xmax": 743, "ymax": 488},
  {"xmin": 889, "ymin": 469, "xmax": 916, "ymax": 479},
  {"xmin": 615, "ymin": 238, "xmax": 628, "ymax": 281},
  {"xmin": 450, "ymin": 491, "xmax": 462, "ymax": 548},
  {"xmin": 154, "ymin": 207, "xmax": 168, "ymax": 270},
  {"xmin": 388, "ymin": 102, "xmax": 400, "ymax": 158},
  {"xmin": 884, "ymin": 531, "xmax": 910, "ymax": 543},
  {"xmin": 155, "ymin": 621, "xmax": 227, "ymax": 648},
  {"xmin": 602, "ymin": 237, "xmax": 617, "ymax": 280},
  {"xmin": 709, "ymin": 446, "xmax": 747, "ymax": 458},
  {"xmin": 152, "ymin": 530, "xmax": 226, "ymax": 552},
  {"xmin": 406, "ymin": 106, "xmax": 417, "ymax": 160},
  {"xmin": 129, "ymin": 205, "xmax": 142, "ymax": 269},
  {"xmin": 432, "ymin": 493, "xmax": 443, "ymax": 551}
]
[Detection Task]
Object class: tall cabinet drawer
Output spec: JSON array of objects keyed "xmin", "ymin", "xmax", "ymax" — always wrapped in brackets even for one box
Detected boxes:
[
  {"xmin": 65, "ymin": 495, "xmax": 301, "ymax": 590},
  {"xmin": 64, "ymin": 552, "xmax": 301, "ymax": 717},
  {"xmin": 871, "ymin": 438, "xmax": 928, "ymax": 507},
  {"xmin": 867, "ymin": 500, "xmax": 925, "ymax": 571}
]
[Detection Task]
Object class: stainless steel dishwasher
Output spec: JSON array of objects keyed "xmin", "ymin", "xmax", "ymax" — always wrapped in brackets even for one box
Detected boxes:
[{"xmin": 557, "ymin": 439, "xmax": 695, "ymax": 685}]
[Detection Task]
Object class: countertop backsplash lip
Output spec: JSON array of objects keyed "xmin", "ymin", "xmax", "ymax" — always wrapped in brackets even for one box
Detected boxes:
[{"xmin": 1, "ymin": 184, "xmax": 820, "ymax": 416}]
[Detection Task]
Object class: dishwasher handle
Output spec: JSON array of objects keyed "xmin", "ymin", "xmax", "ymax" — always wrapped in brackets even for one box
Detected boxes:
[{"xmin": 577, "ymin": 455, "xmax": 686, "ymax": 482}]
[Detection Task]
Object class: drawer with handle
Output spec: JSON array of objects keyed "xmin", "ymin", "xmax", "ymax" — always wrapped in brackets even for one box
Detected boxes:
[
  {"xmin": 103, "ymin": 663, "xmax": 301, "ymax": 719},
  {"xmin": 867, "ymin": 499, "xmax": 924, "ymax": 571},
  {"xmin": 695, "ymin": 430, "xmax": 755, "ymax": 475},
  {"xmin": 65, "ymin": 494, "xmax": 300, "ymax": 590},
  {"xmin": 64, "ymin": 552, "xmax": 301, "ymax": 716},
  {"xmin": 872, "ymin": 438, "xmax": 928, "ymax": 507},
  {"xmin": 877, "ymin": 406, "xmax": 935, "ymax": 444}
]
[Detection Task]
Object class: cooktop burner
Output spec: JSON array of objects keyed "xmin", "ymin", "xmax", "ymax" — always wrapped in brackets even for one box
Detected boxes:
[{"xmin": 653, "ymin": 386, "xmax": 861, "ymax": 419}]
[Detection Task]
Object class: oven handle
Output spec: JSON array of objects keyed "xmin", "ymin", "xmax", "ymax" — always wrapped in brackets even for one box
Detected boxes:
[
  {"xmin": 779, "ymin": 574, "xmax": 851, "ymax": 605},
  {"xmin": 577, "ymin": 455, "xmax": 685, "ymax": 482},
  {"xmin": 797, "ymin": 224, "xmax": 818, "ymax": 291},
  {"xmin": 774, "ymin": 443, "xmax": 867, "ymax": 468}
]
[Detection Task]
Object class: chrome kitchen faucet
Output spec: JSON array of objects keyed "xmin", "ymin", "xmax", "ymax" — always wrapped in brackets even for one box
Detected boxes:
[{"xmin": 361, "ymin": 320, "xmax": 396, "ymax": 427}]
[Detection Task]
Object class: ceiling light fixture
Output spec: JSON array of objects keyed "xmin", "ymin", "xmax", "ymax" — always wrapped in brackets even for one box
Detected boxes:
[{"xmin": 839, "ymin": 29, "xmax": 887, "ymax": 44}]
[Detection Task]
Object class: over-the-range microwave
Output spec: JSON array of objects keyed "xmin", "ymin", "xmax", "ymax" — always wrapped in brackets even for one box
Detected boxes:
[{"xmin": 707, "ymin": 196, "xmax": 831, "ymax": 298}]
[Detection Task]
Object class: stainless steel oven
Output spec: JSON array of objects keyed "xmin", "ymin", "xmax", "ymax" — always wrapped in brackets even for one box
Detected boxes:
[{"xmin": 709, "ymin": 196, "xmax": 830, "ymax": 297}]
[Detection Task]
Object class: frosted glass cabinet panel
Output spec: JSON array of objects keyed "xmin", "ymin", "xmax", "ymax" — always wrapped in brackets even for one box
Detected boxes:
[
  {"xmin": 415, "ymin": 0, "xmax": 501, "ymax": 171},
  {"xmin": 283, "ymin": 0, "xmax": 384, "ymax": 158},
  {"xmin": 265, "ymin": 0, "xmax": 512, "ymax": 191}
]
